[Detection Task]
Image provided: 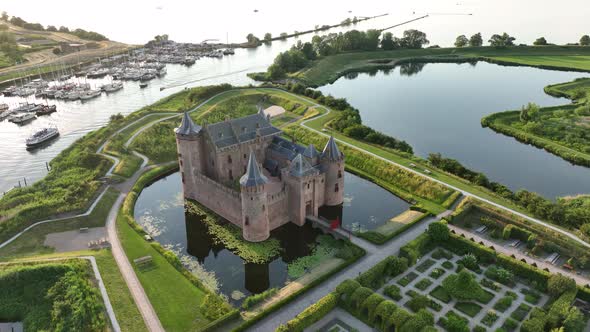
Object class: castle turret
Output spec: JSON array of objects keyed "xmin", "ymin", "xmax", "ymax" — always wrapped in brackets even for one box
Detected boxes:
[
  {"xmin": 175, "ymin": 112, "xmax": 203, "ymax": 198},
  {"xmin": 240, "ymin": 152, "xmax": 270, "ymax": 242},
  {"xmin": 321, "ymin": 136, "xmax": 344, "ymax": 206},
  {"xmin": 303, "ymin": 144, "xmax": 320, "ymax": 166}
]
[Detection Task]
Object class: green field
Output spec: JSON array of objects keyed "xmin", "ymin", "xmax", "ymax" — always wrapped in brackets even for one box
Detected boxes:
[
  {"xmin": 0, "ymin": 187, "xmax": 119, "ymax": 260},
  {"xmin": 288, "ymin": 46, "xmax": 590, "ymax": 86}
]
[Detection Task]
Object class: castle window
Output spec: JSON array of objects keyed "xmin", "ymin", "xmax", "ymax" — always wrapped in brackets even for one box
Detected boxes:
[
  {"xmin": 244, "ymin": 166, "xmax": 247, "ymax": 173},
  {"xmin": 262, "ymin": 205, "xmax": 265, "ymax": 211},
  {"xmin": 179, "ymin": 159, "xmax": 183, "ymax": 167},
  {"xmin": 245, "ymin": 217, "xmax": 249, "ymax": 226},
  {"xmin": 242, "ymin": 126, "xmax": 246, "ymax": 133},
  {"xmin": 218, "ymin": 132, "xmax": 223, "ymax": 138},
  {"xmin": 256, "ymin": 123, "xmax": 260, "ymax": 129},
  {"xmin": 228, "ymin": 155, "xmax": 232, "ymax": 164},
  {"xmin": 335, "ymin": 183, "xmax": 339, "ymax": 193},
  {"xmin": 338, "ymin": 170, "xmax": 342, "ymax": 179},
  {"xmin": 307, "ymin": 183, "xmax": 310, "ymax": 189},
  {"xmin": 229, "ymin": 170, "xmax": 233, "ymax": 180},
  {"xmin": 244, "ymin": 153, "xmax": 247, "ymax": 159},
  {"xmin": 181, "ymin": 172, "xmax": 185, "ymax": 183}
]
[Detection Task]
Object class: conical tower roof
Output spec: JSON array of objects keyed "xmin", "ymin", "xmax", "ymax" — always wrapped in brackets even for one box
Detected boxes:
[
  {"xmin": 175, "ymin": 111, "xmax": 202, "ymax": 136},
  {"xmin": 240, "ymin": 152, "xmax": 268, "ymax": 187},
  {"xmin": 322, "ymin": 136, "xmax": 342, "ymax": 161},
  {"xmin": 289, "ymin": 154, "xmax": 315, "ymax": 177},
  {"xmin": 303, "ymin": 144, "xmax": 319, "ymax": 159}
]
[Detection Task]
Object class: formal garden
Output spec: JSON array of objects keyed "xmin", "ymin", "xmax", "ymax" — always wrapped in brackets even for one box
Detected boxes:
[{"xmin": 276, "ymin": 221, "xmax": 590, "ymax": 332}]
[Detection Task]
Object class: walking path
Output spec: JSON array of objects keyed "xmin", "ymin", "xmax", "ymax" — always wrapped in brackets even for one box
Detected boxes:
[
  {"xmin": 294, "ymin": 91, "xmax": 590, "ymax": 250},
  {"xmin": 0, "ymin": 256, "xmax": 121, "ymax": 332},
  {"xmin": 249, "ymin": 212, "xmax": 446, "ymax": 331}
]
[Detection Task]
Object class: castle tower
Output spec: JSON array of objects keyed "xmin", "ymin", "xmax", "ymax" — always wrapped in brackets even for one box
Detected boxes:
[
  {"xmin": 321, "ymin": 136, "xmax": 344, "ymax": 206},
  {"xmin": 240, "ymin": 152, "xmax": 270, "ymax": 242},
  {"xmin": 286, "ymin": 153, "xmax": 320, "ymax": 226},
  {"xmin": 175, "ymin": 112, "xmax": 203, "ymax": 198},
  {"xmin": 303, "ymin": 144, "xmax": 320, "ymax": 166}
]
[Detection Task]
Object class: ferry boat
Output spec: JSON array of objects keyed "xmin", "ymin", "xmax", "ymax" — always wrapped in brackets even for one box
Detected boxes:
[
  {"xmin": 26, "ymin": 127, "xmax": 60, "ymax": 148},
  {"xmin": 9, "ymin": 112, "xmax": 36, "ymax": 124},
  {"xmin": 36, "ymin": 105, "xmax": 57, "ymax": 116}
]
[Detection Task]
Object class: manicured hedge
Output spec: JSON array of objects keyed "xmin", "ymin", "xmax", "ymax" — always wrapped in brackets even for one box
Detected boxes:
[
  {"xmin": 357, "ymin": 256, "xmax": 408, "ymax": 289},
  {"xmin": 275, "ymin": 292, "xmax": 338, "ymax": 332},
  {"xmin": 399, "ymin": 233, "xmax": 434, "ymax": 265}
]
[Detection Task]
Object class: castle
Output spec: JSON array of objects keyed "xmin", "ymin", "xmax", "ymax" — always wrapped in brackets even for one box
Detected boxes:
[{"xmin": 175, "ymin": 110, "xmax": 345, "ymax": 242}]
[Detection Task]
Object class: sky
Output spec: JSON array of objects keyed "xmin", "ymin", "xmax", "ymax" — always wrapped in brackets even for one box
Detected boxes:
[{"xmin": 1, "ymin": 0, "xmax": 589, "ymax": 46}]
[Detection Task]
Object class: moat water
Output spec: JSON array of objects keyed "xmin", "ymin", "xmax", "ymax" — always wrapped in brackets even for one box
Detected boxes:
[
  {"xmin": 133, "ymin": 171, "xmax": 408, "ymax": 300},
  {"xmin": 319, "ymin": 62, "xmax": 590, "ymax": 199}
]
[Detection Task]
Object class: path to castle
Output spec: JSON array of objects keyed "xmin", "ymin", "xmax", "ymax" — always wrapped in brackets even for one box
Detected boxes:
[{"xmin": 3, "ymin": 88, "xmax": 590, "ymax": 332}]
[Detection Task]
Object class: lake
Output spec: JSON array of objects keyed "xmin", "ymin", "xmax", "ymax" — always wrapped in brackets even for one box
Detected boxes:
[
  {"xmin": 133, "ymin": 171, "xmax": 408, "ymax": 300},
  {"xmin": 319, "ymin": 62, "xmax": 590, "ymax": 199}
]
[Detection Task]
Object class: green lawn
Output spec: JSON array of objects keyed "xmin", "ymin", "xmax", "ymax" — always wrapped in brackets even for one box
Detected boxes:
[
  {"xmin": 490, "ymin": 55, "xmax": 590, "ymax": 71},
  {"xmin": 454, "ymin": 301, "xmax": 482, "ymax": 317},
  {"xmin": 0, "ymin": 187, "xmax": 119, "ymax": 260},
  {"xmin": 116, "ymin": 210, "xmax": 214, "ymax": 331},
  {"xmin": 94, "ymin": 250, "xmax": 148, "ymax": 332}
]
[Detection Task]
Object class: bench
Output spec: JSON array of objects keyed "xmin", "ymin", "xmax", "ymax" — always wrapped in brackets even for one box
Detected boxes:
[
  {"xmin": 545, "ymin": 252, "xmax": 560, "ymax": 265},
  {"xmin": 475, "ymin": 225, "xmax": 487, "ymax": 234},
  {"xmin": 133, "ymin": 256, "xmax": 153, "ymax": 266},
  {"xmin": 79, "ymin": 227, "xmax": 89, "ymax": 233}
]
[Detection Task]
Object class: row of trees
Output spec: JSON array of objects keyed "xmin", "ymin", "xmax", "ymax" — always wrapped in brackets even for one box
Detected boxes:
[
  {"xmin": 0, "ymin": 30, "xmax": 21, "ymax": 64},
  {"xmin": 455, "ymin": 32, "xmax": 590, "ymax": 47},
  {"xmin": 1, "ymin": 11, "xmax": 107, "ymax": 41},
  {"xmin": 266, "ymin": 29, "xmax": 429, "ymax": 79},
  {"xmin": 428, "ymin": 152, "xmax": 590, "ymax": 229}
]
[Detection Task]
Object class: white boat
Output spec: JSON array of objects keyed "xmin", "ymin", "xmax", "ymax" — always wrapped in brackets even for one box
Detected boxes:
[
  {"xmin": 0, "ymin": 110, "xmax": 13, "ymax": 121},
  {"xmin": 102, "ymin": 81, "xmax": 123, "ymax": 93},
  {"xmin": 13, "ymin": 103, "xmax": 39, "ymax": 113},
  {"xmin": 0, "ymin": 103, "xmax": 9, "ymax": 111},
  {"xmin": 80, "ymin": 89, "xmax": 101, "ymax": 100},
  {"xmin": 67, "ymin": 91, "xmax": 81, "ymax": 100},
  {"xmin": 9, "ymin": 112, "xmax": 36, "ymax": 124},
  {"xmin": 26, "ymin": 127, "xmax": 59, "ymax": 148}
]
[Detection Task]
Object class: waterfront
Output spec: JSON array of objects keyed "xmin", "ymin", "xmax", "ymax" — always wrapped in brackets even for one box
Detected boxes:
[
  {"xmin": 318, "ymin": 62, "xmax": 590, "ymax": 199},
  {"xmin": 133, "ymin": 171, "xmax": 407, "ymax": 299}
]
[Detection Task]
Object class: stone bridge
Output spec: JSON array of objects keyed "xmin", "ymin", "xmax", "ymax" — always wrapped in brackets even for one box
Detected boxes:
[{"xmin": 306, "ymin": 215, "xmax": 351, "ymax": 241}]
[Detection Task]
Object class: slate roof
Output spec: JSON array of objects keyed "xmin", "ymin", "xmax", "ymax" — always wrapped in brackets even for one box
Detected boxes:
[
  {"xmin": 289, "ymin": 154, "xmax": 318, "ymax": 177},
  {"xmin": 240, "ymin": 152, "xmax": 268, "ymax": 187},
  {"xmin": 303, "ymin": 144, "xmax": 319, "ymax": 159},
  {"xmin": 175, "ymin": 112, "xmax": 202, "ymax": 136},
  {"xmin": 322, "ymin": 136, "xmax": 343, "ymax": 161},
  {"xmin": 268, "ymin": 136, "xmax": 306, "ymax": 160},
  {"xmin": 205, "ymin": 113, "xmax": 281, "ymax": 149}
]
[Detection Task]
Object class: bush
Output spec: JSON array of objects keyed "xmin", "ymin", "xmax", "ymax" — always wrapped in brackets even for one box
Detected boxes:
[
  {"xmin": 416, "ymin": 259, "xmax": 436, "ymax": 273},
  {"xmin": 429, "ymin": 268, "xmax": 445, "ymax": 279},
  {"xmin": 396, "ymin": 272, "xmax": 418, "ymax": 287},
  {"xmin": 480, "ymin": 278, "xmax": 501, "ymax": 292},
  {"xmin": 241, "ymin": 288, "xmax": 278, "ymax": 309},
  {"xmin": 415, "ymin": 278, "xmax": 433, "ymax": 291},
  {"xmin": 442, "ymin": 261, "xmax": 454, "ymax": 269},
  {"xmin": 455, "ymin": 302, "xmax": 483, "ymax": 318},
  {"xmin": 510, "ymin": 303, "xmax": 532, "ymax": 321},
  {"xmin": 548, "ymin": 274, "xmax": 576, "ymax": 297},
  {"xmin": 458, "ymin": 253, "xmax": 479, "ymax": 271},
  {"xmin": 277, "ymin": 292, "xmax": 338, "ymax": 332},
  {"xmin": 357, "ymin": 256, "xmax": 408, "ymax": 289},
  {"xmin": 502, "ymin": 317, "xmax": 519, "ymax": 331},
  {"xmin": 442, "ymin": 271, "xmax": 485, "ymax": 301},
  {"xmin": 406, "ymin": 294, "xmax": 430, "ymax": 312},
  {"xmin": 429, "ymin": 286, "xmax": 451, "ymax": 303},
  {"xmin": 485, "ymin": 266, "xmax": 514, "ymax": 285},
  {"xmin": 399, "ymin": 233, "xmax": 434, "ymax": 265},
  {"xmin": 493, "ymin": 296, "xmax": 514, "ymax": 312},
  {"xmin": 384, "ymin": 284, "xmax": 402, "ymax": 301}
]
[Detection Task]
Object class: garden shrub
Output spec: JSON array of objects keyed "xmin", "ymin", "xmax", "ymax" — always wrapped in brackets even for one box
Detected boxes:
[
  {"xmin": 485, "ymin": 266, "xmax": 514, "ymax": 285},
  {"xmin": 415, "ymin": 278, "xmax": 433, "ymax": 291},
  {"xmin": 406, "ymin": 294, "xmax": 430, "ymax": 312},
  {"xmin": 357, "ymin": 256, "xmax": 408, "ymax": 289},
  {"xmin": 384, "ymin": 284, "xmax": 402, "ymax": 301},
  {"xmin": 276, "ymin": 292, "xmax": 338, "ymax": 332},
  {"xmin": 442, "ymin": 270, "xmax": 485, "ymax": 301},
  {"xmin": 361, "ymin": 293, "xmax": 386, "ymax": 320},
  {"xmin": 493, "ymin": 295, "xmax": 514, "ymax": 312}
]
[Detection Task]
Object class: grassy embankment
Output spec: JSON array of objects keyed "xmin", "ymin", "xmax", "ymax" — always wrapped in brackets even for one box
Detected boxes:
[
  {"xmin": 0, "ymin": 185, "xmax": 147, "ymax": 332},
  {"xmin": 482, "ymin": 78, "xmax": 590, "ymax": 167},
  {"xmin": 289, "ymin": 46, "xmax": 590, "ymax": 87},
  {"xmin": 0, "ymin": 84, "xmax": 232, "ymax": 244},
  {"xmin": 0, "ymin": 259, "xmax": 108, "ymax": 331}
]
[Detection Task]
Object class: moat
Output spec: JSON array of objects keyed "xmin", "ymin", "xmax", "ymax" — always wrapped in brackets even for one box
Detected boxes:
[{"xmin": 133, "ymin": 171, "xmax": 408, "ymax": 300}]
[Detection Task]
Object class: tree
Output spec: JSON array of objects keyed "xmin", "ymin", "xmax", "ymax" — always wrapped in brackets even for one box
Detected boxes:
[
  {"xmin": 263, "ymin": 32, "xmax": 272, "ymax": 43},
  {"xmin": 547, "ymin": 274, "xmax": 576, "ymax": 296},
  {"xmin": 407, "ymin": 294, "xmax": 430, "ymax": 312},
  {"xmin": 445, "ymin": 314, "xmax": 470, "ymax": 332},
  {"xmin": 381, "ymin": 32, "xmax": 398, "ymax": 50},
  {"xmin": 442, "ymin": 270, "xmax": 484, "ymax": 301},
  {"xmin": 246, "ymin": 33, "xmax": 260, "ymax": 46},
  {"xmin": 399, "ymin": 309, "xmax": 434, "ymax": 332},
  {"xmin": 580, "ymin": 35, "xmax": 590, "ymax": 46},
  {"xmin": 280, "ymin": 32, "xmax": 288, "ymax": 40},
  {"xmin": 489, "ymin": 33, "xmax": 516, "ymax": 47},
  {"xmin": 58, "ymin": 26, "xmax": 69, "ymax": 33},
  {"xmin": 46, "ymin": 25, "xmax": 57, "ymax": 32},
  {"xmin": 520, "ymin": 102, "xmax": 539, "ymax": 122},
  {"xmin": 1, "ymin": 11, "xmax": 8, "ymax": 21},
  {"xmin": 469, "ymin": 33, "xmax": 483, "ymax": 47},
  {"xmin": 401, "ymin": 29, "xmax": 429, "ymax": 48},
  {"xmin": 9, "ymin": 16, "xmax": 26, "ymax": 27},
  {"xmin": 455, "ymin": 35, "xmax": 469, "ymax": 47},
  {"xmin": 563, "ymin": 307, "xmax": 585, "ymax": 332},
  {"xmin": 534, "ymin": 37, "xmax": 548, "ymax": 46},
  {"xmin": 428, "ymin": 221, "xmax": 450, "ymax": 242},
  {"xmin": 300, "ymin": 42, "xmax": 316, "ymax": 60}
]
